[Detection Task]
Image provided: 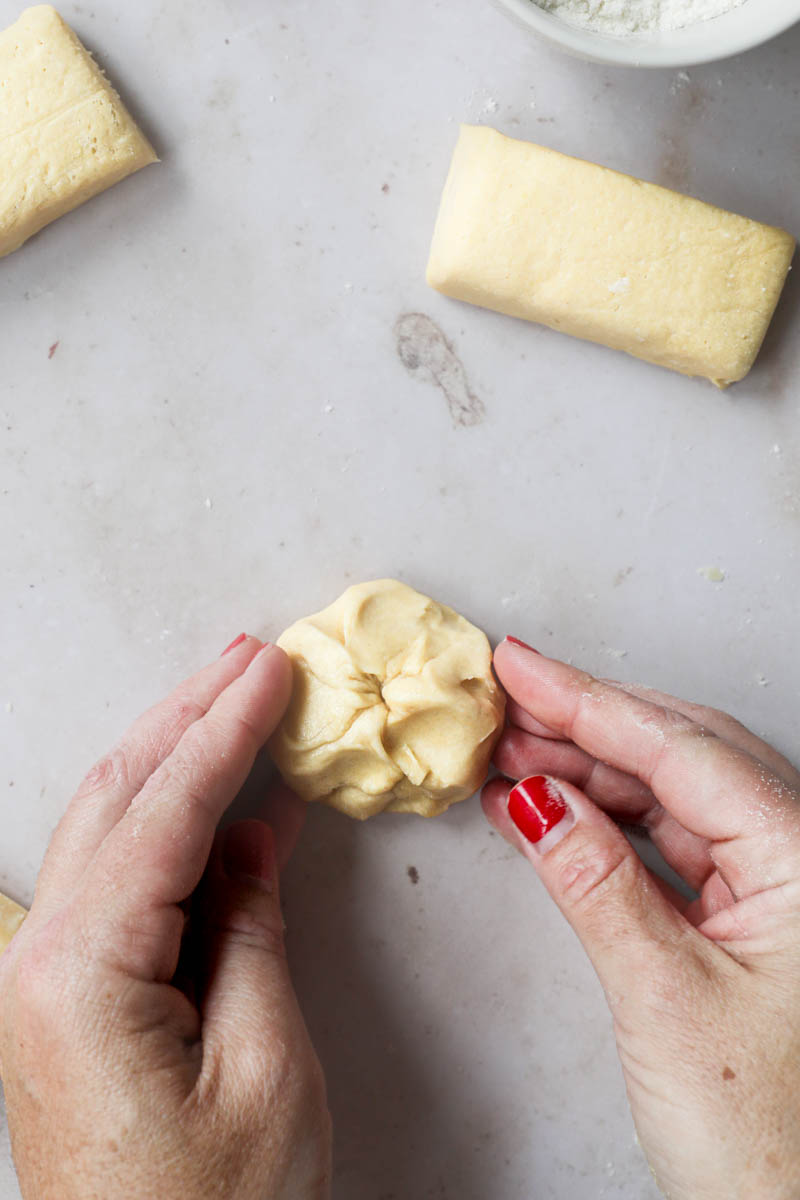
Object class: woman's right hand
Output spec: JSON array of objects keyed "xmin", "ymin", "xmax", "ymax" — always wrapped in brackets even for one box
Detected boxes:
[
  {"xmin": 0, "ymin": 636, "xmax": 330, "ymax": 1200},
  {"xmin": 483, "ymin": 638, "xmax": 800, "ymax": 1200}
]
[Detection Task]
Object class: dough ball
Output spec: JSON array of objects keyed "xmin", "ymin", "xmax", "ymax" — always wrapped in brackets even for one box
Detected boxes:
[{"xmin": 270, "ymin": 579, "xmax": 505, "ymax": 819}]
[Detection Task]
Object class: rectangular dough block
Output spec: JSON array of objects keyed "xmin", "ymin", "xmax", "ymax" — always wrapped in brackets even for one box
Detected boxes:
[
  {"xmin": 427, "ymin": 126, "xmax": 796, "ymax": 387},
  {"xmin": 0, "ymin": 891, "xmax": 26, "ymax": 954},
  {"xmin": 0, "ymin": 5, "xmax": 157, "ymax": 258}
]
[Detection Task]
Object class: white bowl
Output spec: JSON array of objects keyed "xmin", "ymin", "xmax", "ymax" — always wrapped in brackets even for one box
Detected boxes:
[{"xmin": 492, "ymin": 0, "xmax": 800, "ymax": 66}]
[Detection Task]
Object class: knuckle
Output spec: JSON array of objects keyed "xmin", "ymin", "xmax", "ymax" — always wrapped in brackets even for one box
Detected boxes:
[
  {"xmin": 154, "ymin": 697, "xmax": 207, "ymax": 753},
  {"xmin": 164, "ymin": 750, "xmax": 209, "ymax": 794},
  {"xmin": 634, "ymin": 945, "xmax": 713, "ymax": 1018},
  {"xmin": 141, "ymin": 754, "xmax": 216, "ymax": 816},
  {"xmin": 645, "ymin": 715, "xmax": 721, "ymax": 791},
  {"xmin": 581, "ymin": 756, "xmax": 607, "ymax": 795},
  {"xmin": 74, "ymin": 747, "xmax": 130, "ymax": 800},
  {"xmin": 671, "ymin": 721, "xmax": 722, "ymax": 762},
  {"xmin": 93, "ymin": 907, "xmax": 182, "ymax": 981},
  {"xmin": 672, "ymin": 695, "xmax": 744, "ymax": 739},
  {"xmin": 13, "ymin": 951, "xmax": 44, "ymax": 1005},
  {"xmin": 4, "ymin": 919, "xmax": 105, "ymax": 1061},
  {"xmin": 556, "ymin": 840, "xmax": 635, "ymax": 910},
  {"xmin": 214, "ymin": 908, "xmax": 287, "ymax": 959},
  {"xmin": 671, "ymin": 712, "xmax": 713, "ymax": 740},
  {"xmin": 169, "ymin": 696, "xmax": 207, "ymax": 726},
  {"xmin": 567, "ymin": 674, "xmax": 604, "ymax": 738},
  {"xmin": 207, "ymin": 711, "xmax": 262, "ymax": 761},
  {"xmin": 221, "ymin": 1027, "xmax": 297, "ymax": 1113},
  {"xmin": 706, "ymin": 708, "xmax": 750, "ymax": 743},
  {"xmin": 13, "ymin": 938, "xmax": 62, "ymax": 1016},
  {"xmin": 154, "ymin": 716, "xmax": 257, "ymax": 805},
  {"xmin": 266, "ymin": 1039, "xmax": 325, "ymax": 1114}
]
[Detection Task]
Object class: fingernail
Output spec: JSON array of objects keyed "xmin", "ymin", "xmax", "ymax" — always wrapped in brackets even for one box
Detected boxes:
[
  {"xmin": 505, "ymin": 636, "xmax": 541, "ymax": 654},
  {"xmin": 221, "ymin": 633, "xmax": 247, "ymax": 656},
  {"xmin": 223, "ymin": 822, "xmax": 274, "ymax": 892},
  {"xmin": 508, "ymin": 776, "xmax": 574, "ymax": 852}
]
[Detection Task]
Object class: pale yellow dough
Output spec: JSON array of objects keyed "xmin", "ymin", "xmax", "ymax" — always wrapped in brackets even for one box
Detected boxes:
[
  {"xmin": 270, "ymin": 580, "xmax": 505, "ymax": 820},
  {"xmin": 427, "ymin": 126, "xmax": 796, "ymax": 387},
  {"xmin": 0, "ymin": 5, "xmax": 157, "ymax": 258},
  {"xmin": 0, "ymin": 891, "xmax": 26, "ymax": 955}
]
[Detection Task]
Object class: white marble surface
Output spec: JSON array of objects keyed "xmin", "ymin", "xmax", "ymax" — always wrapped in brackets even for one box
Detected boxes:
[{"xmin": 2, "ymin": 0, "xmax": 800, "ymax": 1196}]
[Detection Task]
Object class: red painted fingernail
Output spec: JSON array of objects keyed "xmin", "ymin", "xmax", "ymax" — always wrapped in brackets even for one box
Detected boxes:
[
  {"xmin": 221, "ymin": 633, "xmax": 247, "ymax": 656},
  {"xmin": 223, "ymin": 821, "xmax": 274, "ymax": 892},
  {"xmin": 505, "ymin": 636, "xmax": 541, "ymax": 654},
  {"xmin": 508, "ymin": 776, "xmax": 572, "ymax": 849}
]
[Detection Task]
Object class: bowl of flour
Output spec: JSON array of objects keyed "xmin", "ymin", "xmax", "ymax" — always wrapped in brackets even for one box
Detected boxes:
[{"xmin": 492, "ymin": 0, "xmax": 800, "ymax": 65}]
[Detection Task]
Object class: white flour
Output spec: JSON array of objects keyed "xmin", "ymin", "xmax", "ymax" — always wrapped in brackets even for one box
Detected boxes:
[{"xmin": 536, "ymin": 0, "xmax": 746, "ymax": 35}]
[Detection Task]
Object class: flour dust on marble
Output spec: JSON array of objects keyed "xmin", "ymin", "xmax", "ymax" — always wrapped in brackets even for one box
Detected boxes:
[{"xmin": 535, "ymin": 0, "xmax": 746, "ymax": 35}]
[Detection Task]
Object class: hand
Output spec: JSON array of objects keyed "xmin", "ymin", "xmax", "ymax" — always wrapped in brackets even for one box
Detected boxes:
[
  {"xmin": 483, "ymin": 638, "xmax": 800, "ymax": 1200},
  {"xmin": 0, "ymin": 637, "xmax": 331, "ymax": 1200}
]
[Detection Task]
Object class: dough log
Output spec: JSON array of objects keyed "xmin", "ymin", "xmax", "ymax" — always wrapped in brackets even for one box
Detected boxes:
[
  {"xmin": 427, "ymin": 126, "xmax": 795, "ymax": 387},
  {"xmin": 0, "ymin": 891, "xmax": 26, "ymax": 955},
  {"xmin": 270, "ymin": 580, "xmax": 506, "ymax": 820},
  {"xmin": 0, "ymin": 5, "xmax": 157, "ymax": 259}
]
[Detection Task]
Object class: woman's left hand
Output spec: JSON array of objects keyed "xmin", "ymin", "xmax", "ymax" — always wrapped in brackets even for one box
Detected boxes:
[
  {"xmin": 483, "ymin": 638, "xmax": 800, "ymax": 1200},
  {"xmin": 0, "ymin": 636, "xmax": 331, "ymax": 1200}
]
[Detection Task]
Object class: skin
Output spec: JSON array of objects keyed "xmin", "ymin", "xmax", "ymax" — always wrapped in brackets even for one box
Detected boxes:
[
  {"xmin": 0, "ymin": 637, "xmax": 331, "ymax": 1200},
  {"xmin": 2, "ymin": 633, "xmax": 799, "ymax": 1199},
  {"xmin": 483, "ymin": 638, "xmax": 800, "ymax": 1200}
]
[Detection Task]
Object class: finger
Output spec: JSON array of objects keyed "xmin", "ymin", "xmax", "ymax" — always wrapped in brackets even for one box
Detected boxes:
[
  {"xmin": 199, "ymin": 821, "xmax": 317, "ymax": 1113},
  {"xmin": 257, "ymin": 779, "xmax": 307, "ymax": 872},
  {"xmin": 509, "ymin": 675, "xmax": 800, "ymax": 788},
  {"xmin": 640, "ymin": 804, "xmax": 715, "ymax": 893},
  {"xmin": 494, "ymin": 640, "xmax": 800, "ymax": 901},
  {"xmin": 494, "ymin": 725, "xmax": 654, "ymax": 814},
  {"xmin": 34, "ymin": 636, "xmax": 263, "ymax": 917},
  {"xmin": 486, "ymin": 775, "xmax": 707, "ymax": 921},
  {"xmin": 495, "ymin": 725, "xmax": 715, "ymax": 891},
  {"xmin": 221, "ymin": 761, "xmax": 306, "ymax": 871},
  {"xmin": 78, "ymin": 644, "xmax": 293, "ymax": 981},
  {"xmin": 611, "ymin": 682, "xmax": 800, "ymax": 789},
  {"xmin": 505, "ymin": 698, "xmax": 564, "ymax": 740},
  {"xmin": 648, "ymin": 869, "xmax": 694, "ymax": 916},
  {"xmin": 481, "ymin": 775, "xmax": 731, "ymax": 1006},
  {"xmin": 683, "ymin": 871, "xmax": 737, "ymax": 929},
  {"xmin": 504, "ymin": 675, "xmax": 793, "ymax": 894}
]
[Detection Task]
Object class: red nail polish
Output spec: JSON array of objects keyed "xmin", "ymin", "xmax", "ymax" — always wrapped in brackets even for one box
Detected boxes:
[
  {"xmin": 508, "ymin": 776, "xmax": 568, "ymax": 844},
  {"xmin": 505, "ymin": 636, "xmax": 541, "ymax": 654},
  {"xmin": 221, "ymin": 633, "xmax": 247, "ymax": 657}
]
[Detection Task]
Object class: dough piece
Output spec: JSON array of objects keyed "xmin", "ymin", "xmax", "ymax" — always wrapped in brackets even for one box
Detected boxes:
[
  {"xmin": 427, "ymin": 125, "xmax": 796, "ymax": 387},
  {"xmin": 270, "ymin": 580, "xmax": 505, "ymax": 819},
  {"xmin": 0, "ymin": 891, "xmax": 26, "ymax": 955},
  {"xmin": 0, "ymin": 5, "xmax": 157, "ymax": 259}
]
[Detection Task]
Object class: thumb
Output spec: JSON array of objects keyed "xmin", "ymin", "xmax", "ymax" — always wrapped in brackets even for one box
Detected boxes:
[
  {"xmin": 200, "ymin": 819, "xmax": 304, "ymax": 1096},
  {"xmin": 482, "ymin": 775, "xmax": 698, "ymax": 1000}
]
